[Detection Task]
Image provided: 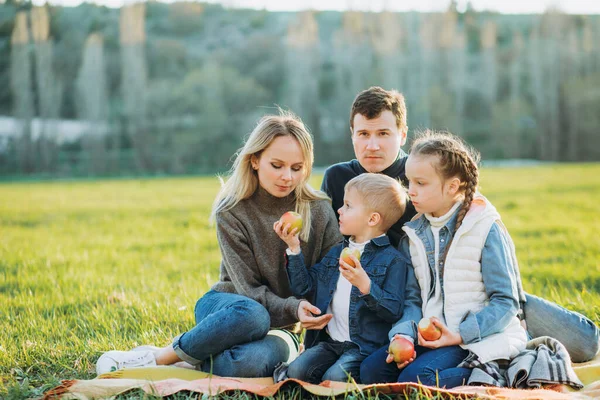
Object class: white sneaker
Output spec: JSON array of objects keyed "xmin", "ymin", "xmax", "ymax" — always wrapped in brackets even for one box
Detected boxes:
[
  {"xmin": 131, "ymin": 345, "xmax": 162, "ymax": 352},
  {"xmin": 96, "ymin": 350, "xmax": 157, "ymax": 375}
]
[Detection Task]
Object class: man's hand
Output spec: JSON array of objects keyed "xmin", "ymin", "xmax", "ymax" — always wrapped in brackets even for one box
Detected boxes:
[
  {"xmin": 385, "ymin": 335, "xmax": 416, "ymax": 369},
  {"xmin": 417, "ymin": 317, "xmax": 463, "ymax": 348},
  {"xmin": 339, "ymin": 254, "xmax": 371, "ymax": 294},
  {"xmin": 273, "ymin": 220, "xmax": 301, "ymax": 254},
  {"xmin": 297, "ymin": 300, "xmax": 332, "ymax": 330}
]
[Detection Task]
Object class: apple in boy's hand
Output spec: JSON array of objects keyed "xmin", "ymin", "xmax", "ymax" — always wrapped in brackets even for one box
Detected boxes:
[
  {"xmin": 280, "ymin": 211, "xmax": 302, "ymax": 232},
  {"xmin": 340, "ymin": 247, "xmax": 361, "ymax": 268},
  {"xmin": 387, "ymin": 337, "xmax": 414, "ymax": 363},
  {"xmin": 418, "ymin": 317, "xmax": 442, "ymax": 341}
]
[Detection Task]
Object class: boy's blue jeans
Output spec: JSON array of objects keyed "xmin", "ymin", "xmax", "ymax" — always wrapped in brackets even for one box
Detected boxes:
[
  {"xmin": 361, "ymin": 344, "xmax": 471, "ymax": 388},
  {"xmin": 287, "ymin": 337, "xmax": 365, "ymax": 383},
  {"xmin": 172, "ymin": 290, "xmax": 289, "ymax": 377}
]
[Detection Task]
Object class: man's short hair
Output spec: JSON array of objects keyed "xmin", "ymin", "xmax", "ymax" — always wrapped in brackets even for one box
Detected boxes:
[
  {"xmin": 345, "ymin": 173, "xmax": 407, "ymax": 233},
  {"xmin": 350, "ymin": 86, "xmax": 408, "ymax": 134}
]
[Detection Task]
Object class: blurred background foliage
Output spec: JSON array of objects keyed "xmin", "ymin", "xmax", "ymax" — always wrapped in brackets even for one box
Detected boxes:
[{"xmin": 1, "ymin": 0, "xmax": 600, "ymax": 177}]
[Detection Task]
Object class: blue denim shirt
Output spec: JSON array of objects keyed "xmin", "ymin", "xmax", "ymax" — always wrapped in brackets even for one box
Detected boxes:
[
  {"xmin": 287, "ymin": 235, "xmax": 411, "ymax": 356},
  {"xmin": 389, "ymin": 209, "xmax": 522, "ymax": 345}
]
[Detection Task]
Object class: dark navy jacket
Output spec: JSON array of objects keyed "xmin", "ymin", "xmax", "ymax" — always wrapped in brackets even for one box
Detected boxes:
[
  {"xmin": 320, "ymin": 154, "xmax": 417, "ymax": 248},
  {"xmin": 286, "ymin": 235, "xmax": 410, "ymax": 356}
]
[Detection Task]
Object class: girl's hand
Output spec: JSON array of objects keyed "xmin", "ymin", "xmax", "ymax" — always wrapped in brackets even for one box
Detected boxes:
[
  {"xmin": 273, "ymin": 220, "xmax": 301, "ymax": 254},
  {"xmin": 385, "ymin": 335, "xmax": 417, "ymax": 369},
  {"xmin": 297, "ymin": 300, "xmax": 333, "ymax": 330},
  {"xmin": 417, "ymin": 317, "xmax": 463, "ymax": 348},
  {"xmin": 339, "ymin": 255, "xmax": 371, "ymax": 295}
]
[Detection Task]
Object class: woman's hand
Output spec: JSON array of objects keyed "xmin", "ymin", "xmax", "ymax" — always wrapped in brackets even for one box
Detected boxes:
[
  {"xmin": 385, "ymin": 334, "xmax": 417, "ymax": 369},
  {"xmin": 297, "ymin": 300, "xmax": 332, "ymax": 330},
  {"xmin": 339, "ymin": 255, "xmax": 371, "ymax": 295},
  {"xmin": 273, "ymin": 220, "xmax": 300, "ymax": 254},
  {"xmin": 417, "ymin": 317, "xmax": 463, "ymax": 348}
]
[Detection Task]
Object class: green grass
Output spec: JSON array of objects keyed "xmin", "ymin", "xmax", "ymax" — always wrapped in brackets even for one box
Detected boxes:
[{"xmin": 1, "ymin": 164, "xmax": 599, "ymax": 399}]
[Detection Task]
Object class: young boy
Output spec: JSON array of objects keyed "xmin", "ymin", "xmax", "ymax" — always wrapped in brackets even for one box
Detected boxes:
[{"xmin": 273, "ymin": 173, "xmax": 410, "ymax": 383}]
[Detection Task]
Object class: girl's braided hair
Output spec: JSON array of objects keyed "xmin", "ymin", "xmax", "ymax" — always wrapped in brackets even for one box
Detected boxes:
[{"xmin": 409, "ymin": 130, "xmax": 481, "ymax": 234}]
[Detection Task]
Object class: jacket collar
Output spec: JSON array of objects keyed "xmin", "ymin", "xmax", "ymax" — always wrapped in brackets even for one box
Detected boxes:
[{"xmin": 342, "ymin": 234, "xmax": 391, "ymax": 248}]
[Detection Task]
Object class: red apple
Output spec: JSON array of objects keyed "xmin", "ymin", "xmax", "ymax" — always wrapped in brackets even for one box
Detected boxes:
[
  {"xmin": 387, "ymin": 336, "xmax": 414, "ymax": 364},
  {"xmin": 418, "ymin": 317, "xmax": 442, "ymax": 341},
  {"xmin": 279, "ymin": 211, "xmax": 303, "ymax": 232},
  {"xmin": 340, "ymin": 247, "xmax": 361, "ymax": 268}
]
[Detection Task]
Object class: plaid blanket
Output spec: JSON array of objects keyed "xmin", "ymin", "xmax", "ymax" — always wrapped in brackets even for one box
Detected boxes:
[{"xmin": 462, "ymin": 336, "xmax": 584, "ymax": 389}]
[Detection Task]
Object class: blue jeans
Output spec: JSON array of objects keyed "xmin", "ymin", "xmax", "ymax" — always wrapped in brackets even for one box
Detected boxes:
[
  {"xmin": 524, "ymin": 293, "xmax": 599, "ymax": 363},
  {"xmin": 361, "ymin": 344, "xmax": 471, "ymax": 388},
  {"xmin": 172, "ymin": 290, "xmax": 289, "ymax": 377},
  {"xmin": 287, "ymin": 338, "xmax": 365, "ymax": 384}
]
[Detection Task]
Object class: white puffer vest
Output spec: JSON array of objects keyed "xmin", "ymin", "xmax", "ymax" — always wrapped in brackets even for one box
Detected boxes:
[{"xmin": 403, "ymin": 195, "xmax": 527, "ymax": 364}]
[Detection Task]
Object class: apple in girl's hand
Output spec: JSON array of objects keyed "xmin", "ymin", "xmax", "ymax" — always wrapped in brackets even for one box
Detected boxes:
[
  {"xmin": 387, "ymin": 336, "xmax": 414, "ymax": 363},
  {"xmin": 280, "ymin": 211, "xmax": 302, "ymax": 232},
  {"xmin": 418, "ymin": 317, "xmax": 442, "ymax": 341},
  {"xmin": 340, "ymin": 247, "xmax": 361, "ymax": 268}
]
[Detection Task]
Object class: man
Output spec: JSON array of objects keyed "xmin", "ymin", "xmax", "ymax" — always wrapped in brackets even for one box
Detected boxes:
[
  {"xmin": 321, "ymin": 87, "xmax": 415, "ymax": 248},
  {"xmin": 321, "ymin": 86, "xmax": 599, "ymax": 363}
]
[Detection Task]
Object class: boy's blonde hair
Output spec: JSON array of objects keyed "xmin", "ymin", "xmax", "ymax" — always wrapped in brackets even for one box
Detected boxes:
[{"xmin": 344, "ymin": 173, "xmax": 407, "ymax": 232}]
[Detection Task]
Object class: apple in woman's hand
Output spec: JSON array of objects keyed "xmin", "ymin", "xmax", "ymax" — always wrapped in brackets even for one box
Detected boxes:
[{"xmin": 280, "ymin": 211, "xmax": 302, "ymax": 232}]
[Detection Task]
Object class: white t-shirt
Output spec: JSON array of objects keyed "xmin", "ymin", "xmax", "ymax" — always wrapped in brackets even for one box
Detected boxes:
[{"xmin": 326, "ymin": 235, "xmax": 384, "ymax": 342}]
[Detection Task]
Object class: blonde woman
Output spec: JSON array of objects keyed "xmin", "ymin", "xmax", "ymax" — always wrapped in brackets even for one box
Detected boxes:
[{"xmin": 96, "ymin": 111, "xmax": 342, "ymax": 377}]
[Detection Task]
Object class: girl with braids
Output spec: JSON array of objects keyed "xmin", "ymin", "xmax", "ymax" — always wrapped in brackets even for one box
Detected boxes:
[{"xmin": 360, "ymin": 130, "xmax": 527, "ymax": 388}]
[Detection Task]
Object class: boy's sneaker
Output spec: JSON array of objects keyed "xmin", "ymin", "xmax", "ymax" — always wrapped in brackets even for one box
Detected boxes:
[{"xmin": 96, "ymin": 350, "xmax": 156, "ymax": 375}]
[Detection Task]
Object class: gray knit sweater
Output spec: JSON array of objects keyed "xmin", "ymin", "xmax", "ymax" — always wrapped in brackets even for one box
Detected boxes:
[{"xmin": 212, "ymin": 186, "xmax": 343, "ymax": 328}]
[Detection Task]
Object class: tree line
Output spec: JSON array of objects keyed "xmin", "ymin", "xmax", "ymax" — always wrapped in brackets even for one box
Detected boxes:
[{"xmin": 1, "ymin": 1, "xmax": 599, "ymax": 177}]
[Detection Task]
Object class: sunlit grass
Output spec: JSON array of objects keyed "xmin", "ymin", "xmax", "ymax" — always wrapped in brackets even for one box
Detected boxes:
[{"xmin": 1, "ymin": 164, "xmax": 599, "ymax": 398}]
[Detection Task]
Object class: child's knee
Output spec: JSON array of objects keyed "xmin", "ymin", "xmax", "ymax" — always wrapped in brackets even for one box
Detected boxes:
[{"xmin": 322, "ymin": 365, "xmax": 355, "ymax": 382}]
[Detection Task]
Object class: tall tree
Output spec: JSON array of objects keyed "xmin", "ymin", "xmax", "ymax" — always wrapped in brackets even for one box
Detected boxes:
[
  {"xmin": 285, "ymin": 11, "xmax": 321, "ymax": 160},
  {"xmin": 31, "ymin": 6, "xmax": 62, "ymax": 173},
  {"xmin": 76, "ymin": 33, "xmax": 109, "ymax": 174},
  {"xmin": 10, "ymin": 12, "xmax": 34, "ymax": 173},
  {"xmin": 120, "ymin": 3, "xmax": 149, "ymax": 171}
]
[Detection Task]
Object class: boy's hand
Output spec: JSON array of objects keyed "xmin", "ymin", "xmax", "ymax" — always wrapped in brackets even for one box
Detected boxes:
[
  {"xmin": 417, "ymin": 318, "xmax": 463, "ymax": 348},
  {"xmin": 273, "ymin": 220, "xmax": 301, "ymax": 254},
  {"xmin": 339, "ymin": 254, "xmax": 371, "ymax": 295}
]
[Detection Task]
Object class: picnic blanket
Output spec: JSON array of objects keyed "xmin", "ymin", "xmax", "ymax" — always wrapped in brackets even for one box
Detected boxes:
[{"xmin": 43, "ymin": 352, "xmax": 600, "ymax": 399}]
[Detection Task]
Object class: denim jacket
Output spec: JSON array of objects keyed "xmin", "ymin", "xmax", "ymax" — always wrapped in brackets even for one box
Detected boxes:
[
  {"xmin": 389, "ymin": 207, "xmax": 523, "ymax": 345},
  {"xmin": 287, "ymin": 235, "xmax": 410, "ymax": 356}
]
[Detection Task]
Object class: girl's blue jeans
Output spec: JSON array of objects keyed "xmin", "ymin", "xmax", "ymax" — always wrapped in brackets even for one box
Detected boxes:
[
  {"xmin": 360, "ymin": 344, "xmax": 472, "ymax": 388},
  {"xmin": 172, "ymin": 290, "xmax": 289, "ymax": 377}
]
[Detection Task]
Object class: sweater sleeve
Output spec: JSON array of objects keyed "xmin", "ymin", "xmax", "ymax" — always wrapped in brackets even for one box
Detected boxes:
[{"xmin": 216, "ymin": 211, "xmax": 301, "ymax": 328}]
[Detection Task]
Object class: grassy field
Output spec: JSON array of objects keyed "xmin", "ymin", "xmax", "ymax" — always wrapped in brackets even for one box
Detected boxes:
[{"xmin": 1, "ymin": 164, "xmax": 599, "ymax": 399}]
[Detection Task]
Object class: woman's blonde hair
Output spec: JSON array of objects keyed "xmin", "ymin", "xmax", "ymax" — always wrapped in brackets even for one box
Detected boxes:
[{"xmin": 211, "ymin": 110, "xmax": 329, "ymax": 241}]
